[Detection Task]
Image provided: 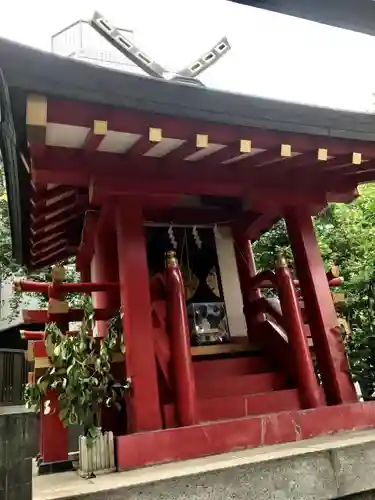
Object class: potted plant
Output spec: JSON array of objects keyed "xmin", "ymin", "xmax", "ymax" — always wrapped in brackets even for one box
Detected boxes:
[{"xmin": 24, "ymin": 309, "xmax": 130, "ymax": 477}]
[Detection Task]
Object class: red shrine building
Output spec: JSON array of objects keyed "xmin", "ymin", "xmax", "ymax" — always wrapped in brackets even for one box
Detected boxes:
[{"xmin": 2, "ymin": 27, "xmax": 375, "ymax": 473}]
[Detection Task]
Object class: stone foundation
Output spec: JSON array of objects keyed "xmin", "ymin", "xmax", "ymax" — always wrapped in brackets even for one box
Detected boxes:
[
  {"xmin": 0, "ymin": 406, "xmax": 37, "ymax": 500},
  {"xmin": 33, "ymin": 429, "xmax": 375, "ymax": 500}
]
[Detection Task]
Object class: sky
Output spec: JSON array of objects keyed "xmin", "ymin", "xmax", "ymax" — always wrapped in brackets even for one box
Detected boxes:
[{"xmin": 1, "ymin": 0, "xmax": 375, "ymax": 112}]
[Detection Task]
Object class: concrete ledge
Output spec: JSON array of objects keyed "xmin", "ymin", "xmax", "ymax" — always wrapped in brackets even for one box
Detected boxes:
[
  {"xmin": 0, "ymin": 407, "xmax": 37, "ymax": 500},
  {"xmin": 34, "ymin": 429, "xmax": 375, "ymax": 500}
]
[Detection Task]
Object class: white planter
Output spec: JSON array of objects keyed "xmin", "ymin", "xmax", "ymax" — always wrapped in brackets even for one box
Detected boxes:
[{"xmin": 78, "ymin": 429, "xmax": 116, "ymax": 476}]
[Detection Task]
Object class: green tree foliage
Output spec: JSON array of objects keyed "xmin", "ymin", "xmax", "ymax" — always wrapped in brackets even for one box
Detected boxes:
[
  {"xmin": 0, "ymin": 161, "xmax": 82, "ymax": 319},
  {"xmin": 0, "ymin": 163, "xmax": 20, "ymax": 281},
  {"xmin": 24, "ymin": 312, "xmax": 129, "ymax": 445},
  {"xmin": 253, "ymin": 184, "xmax": 375, "ymax": 397}
]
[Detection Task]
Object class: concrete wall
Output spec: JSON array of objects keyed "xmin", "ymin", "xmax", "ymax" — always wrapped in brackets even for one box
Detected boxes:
[
  {"xmin": 44, "ymin": 431, "xmax": 375, "ymax": 500},
  {"xmin": 0, "ymin": 406, "xmax": 37, "ymax": 500},
  {"xmin": 0, "ymin": 279, "xmax": 39, "ymax": 332}
]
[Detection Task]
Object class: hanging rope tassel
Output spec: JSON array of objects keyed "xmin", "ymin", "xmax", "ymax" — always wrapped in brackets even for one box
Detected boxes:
[
  {"xmin": 192, "ymin": 226, "xmax": 202, "ymax": 249},
  {"xmin": 168, "ymin": 225, "xmax": 178, "ymax": 249},
  {"xmin": 213, "ymin": 224, "xmax": 220, "ymax": 240}
]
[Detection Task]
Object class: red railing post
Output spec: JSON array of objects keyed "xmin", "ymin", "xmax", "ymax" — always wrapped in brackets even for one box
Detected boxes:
[
  {"xmin": 276, "ymin": 256, "xmax": 322, "ymax": 409},
  {"xmin": 38, "ymin": 390, "xmax": 71, "ymax": 471},
  {"xmin": 165, "ymin": 251, "xmax": 199, "ymax": 427}
]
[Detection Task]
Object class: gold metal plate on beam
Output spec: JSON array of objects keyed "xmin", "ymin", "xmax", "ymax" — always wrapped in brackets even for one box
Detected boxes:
[
  {"xmin": 93, "ymin": 120, "xmax": 108, "ymax": 135},
  {"xmin": 27, "ymin": 342, "xmax": 34, "ymax": 362},
  {"xmin": 149, "ymin": 127, "xmax": 162, "ymax": 142},
  {"xmin": 240, "ymin": 139, "xmax": 252, "ymax": 154},
  {"xmin": 352, "ymin": 152, "xmax": 362, "ymax": 165},
  {"xmin": 196, "ymin": 134, "xmax": 208, "ymax": 148},
  {"xmin": 26, "ymin": 94, "xmax": 47, "ymax": 127},
  {"xmin": 318, "ymin": 148, "xmax": 328, "ymax": 161},
  {"xmin": 48, "ymin": 298, "xmax": 69, "ymax": 314},
  {"xmin": 281, "ymin": 144, "xmax": 292, "ymax": 157}
]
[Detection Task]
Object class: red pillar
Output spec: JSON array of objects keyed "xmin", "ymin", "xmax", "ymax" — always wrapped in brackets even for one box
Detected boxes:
[
  {"xmin": 232, "ymin": 227, "xmax": 263, "ymax": 335},
  {"xmin": 80, "ymin": 266, "xmax": 90, "ymax": 283},
  {"xmin": 285, "ymin": 208, "xmax": 357, "ymax": 405},
  {"xmin": 38, "ymin": 390, "xmax": 72, "ymax": 473},
  {"xmin": 38, "ymin": 272, "xmax": 71, "ymax": 473},
  {"xmin": 276, "ymin": 257, "xmax": 321, "ymax": 409},
  {"xmin": 166, "ymin": 251, "xmax": 199, "ymax": 427},
  {"xmin": 116, "ymin": 201, "xmax": 162, "ymax": 432},
  {"xmin": 91, "ymin": 229, "xmax": 119, "ymax": 337}
]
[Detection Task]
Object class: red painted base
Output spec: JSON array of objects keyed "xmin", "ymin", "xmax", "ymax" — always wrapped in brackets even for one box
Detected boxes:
[{"xmin": 117, "ymin": 401, "xmax": 375, "ymax": 470}]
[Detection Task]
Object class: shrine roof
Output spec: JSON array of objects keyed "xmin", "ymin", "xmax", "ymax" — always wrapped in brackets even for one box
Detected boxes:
[
  {"xmin": 1, "ymin": 37, "xmax": 375, "ymax": 268},
  {"xmin": 2, "ymin": 37, "xmax": 375, "ymax": 142},
  {"xmin": 230, "ymin": 0, "xmax": 375, "ymax": 37}
]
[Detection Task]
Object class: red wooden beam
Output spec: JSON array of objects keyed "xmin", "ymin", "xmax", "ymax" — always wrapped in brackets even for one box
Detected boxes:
[
  {"xmin": 143, "ymin": 207, "xmax": 236, "ymax": 226},
  {"xmin": 116, "ymin": 401, "xmax": 375, "ymax": 470},
  {"xmin": 116, "ymin": 198, "xmax": 163, "ymax": 431},
  {"xmin": 285, "ymin": 208, "xmax": 357, "ymax": 405},
  {"xmin": 32, "ymin": 186, "xmax": 76, "ymax": 211},
  {"xmin": 257, "ymin": 277, "xmax": 343, "ymax": 289},
  {"xmin": 32, "ymin": 193, "xmax": 77, "ymax": 220},
  {"xmin": 30, "ymin": 238, "xmax": 67, "ymax": 259},
  {"xmin": 33, "ymin": 340, "xmax": 47, "ymax": 358},
  {"xmin": 30, "ymin": 249, "xmax": 73, "ymax": 269},
  {"xmin": 76, "ymin": 211, "xmax": 98, "ymax": 270},
  {"xmin": 275, "ymin": 258, "xmax": 321, "ymax": 409},
  {"xmin": 246, "ymin": 213, "xmax": 280, "ymax": 240},
  {"xmin": 89, "ymin": 176, "xmax": 243, "ymax": 202},
  {"xmin": 263, "ymin": 150, "xmax": 324, "ymax": 173},
  {"xmin": 22, "ymin": 307, "xmax": 118, "ymax": 324},
  {"xmin": 31, "ymin": 146, "xmax": 373, "ymax": 193},
  {"xmin": 166, "ymin": 251, "xmax": 199, "ymax": 425},
  {"xmin": 31, "ymin": 199, "xmax": 86, "ymax": 233},
  {"xmin": 242, "ymin": 187, "xmax": 327, "ymax": 212},
  {"xmin": 30, "ymin": 185, "xmax": 49, "ymax": 205},
  {"xmin": 323, "ymin": 163, "xmax": 375, "ymax": 181},
  {"xmin": 326, "ymin": 189, "xmax": 359, "ymax": 204},
  {"xmin": 124, "ymin": 133, "xmax": 161, "ymax": 157},
  {"xmin": 17, "ymin": 279, "xmax": 118, "ymax": 294},
  {"xmin": 31, "ymin": 202, "xmax": 78, "ymax": 229},
  {"xmin": 31, "ymin": 211, "xmax": 82, "ymax": 237},
  {"xmin": 31, "ymin": 220, "xmax": 78, "ymax": 245},
  {"xmin": 82, "ymin": 121, "xmax": 107, "ymax": 152},
  {"xmin": 334, "ymin": 167, "xmax": 375, "ymax": 184},
  {"xmin": 165, "ymin": 136, "xmax": 206, "ymax": 162},
  {"xmin": 200, "ymin": 139, "xmax": 252, "ymax": 165},
  {"xmin": 286, "ymin": 153, "xmax": 355, "ymax": 178},
  {"xmin": 31, "ymin": 167, "xmax": 90, "ymax": 187},
  {"xmin": 270, "ymin": 174, "xmax": 358, "ymax": 203},
  {"xmin": 96, "ymin": 202, "xmax": 115, "ymax": 234},
  {"xmin": 318, "ymin": 153, "xmax": 363, "ymax": 172},
  {"xmin": 245, "ymin": 146, "xmax": 287, "ymax": 168},
  {"xmin": 349, "ymin": 171, "xmax": 375, "ymax": 183},
  {"xmin": 45, "ymin": 98, "xmax": 375, "ymax": 159},
  {"xmin": 20, "ymin": 330, "xmax": 44, "ymax": 341}
]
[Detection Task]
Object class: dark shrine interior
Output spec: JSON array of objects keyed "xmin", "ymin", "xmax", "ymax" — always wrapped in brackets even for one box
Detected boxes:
[{"xmin": 146, "ymin": 226, "xmax": 224, "ymax": 304}]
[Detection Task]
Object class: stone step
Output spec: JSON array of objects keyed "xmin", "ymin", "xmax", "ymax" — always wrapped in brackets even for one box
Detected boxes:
[
  {"xmin": 32, "ymin": 428, "xmax": 375, "ymax": 500},
  {"xmin": 193, "ymin": 352, "xmax": 272, "ymax": 379},
  {"xmin": 199, "ymin": 388, "xmax": 300, "ymax": 421},
  {"xmin": 196, "ymin": 371, "xmax": 290, "ymax": 399},
  {"xmin": 163, "ymin": 388, "xmax": 301, "ymax": 427}
]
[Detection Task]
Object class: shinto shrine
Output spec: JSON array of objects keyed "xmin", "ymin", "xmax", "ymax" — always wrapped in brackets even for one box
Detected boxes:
[{"xmin": 2, "ymin": 11, "xmax": 375, "ymax": 475}]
